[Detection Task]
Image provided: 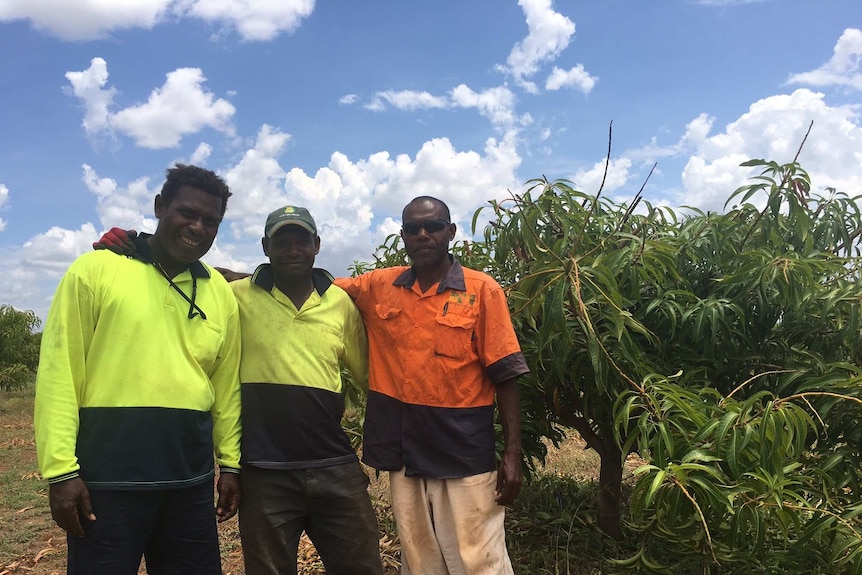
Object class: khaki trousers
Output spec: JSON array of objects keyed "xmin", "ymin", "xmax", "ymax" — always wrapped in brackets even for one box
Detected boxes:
[{"xmin": 389, "ymin": 468, "xmax": 514, "ymax": 575}]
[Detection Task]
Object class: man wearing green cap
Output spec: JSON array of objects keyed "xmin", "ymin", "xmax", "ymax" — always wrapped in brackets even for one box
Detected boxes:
[{"xmin": 230, "ymin": 205, "xmax": 383, "ymax": 574}]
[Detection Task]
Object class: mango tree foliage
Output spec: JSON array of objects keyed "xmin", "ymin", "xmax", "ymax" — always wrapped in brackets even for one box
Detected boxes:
[
  {"xmin": 613, "ymin": 161, "xmax": 862, "ymax": 573},
  {"xmin": 0, "ymin": 305, "xmax": 41, "ymax": 391}
]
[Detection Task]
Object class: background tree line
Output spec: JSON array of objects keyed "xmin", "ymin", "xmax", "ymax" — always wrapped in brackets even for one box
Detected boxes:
[{"xmin": 0, "ymin": 305, "xmax": 41, "ymax": 392}]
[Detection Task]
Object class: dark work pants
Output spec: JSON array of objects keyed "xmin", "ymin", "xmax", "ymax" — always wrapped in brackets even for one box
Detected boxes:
[
  {"xmin": 66, "ymin": 481, "xmax": 221, "ymax": 575},
  {"xmin": 239, "ymin": 462, "xmax": 383, "ymax": 575}
]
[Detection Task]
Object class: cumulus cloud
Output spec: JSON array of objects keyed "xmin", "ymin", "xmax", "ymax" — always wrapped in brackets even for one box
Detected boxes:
[
  {"xmin": 680, "ymin": 89, "xmax": 862, "ymax": 212},
  {"xmin": 65, "ymin": 59, "xmax": 236, "ymax": 149},
  {"xmin": 0, "ymin": 0, "xmax": 315, "ymax": 41},
  {"xmin": 22, "ymin": 223, "xmax": 101, "ymax": 275},
  {"xmin": 64, "ymin": 57, "xmax": 117, "ymax": 137},
  {"xmin": 545, "ymin": 64, "xmax": 597, "ymax": 93},
  {"xmin": 366, "ymin": 90, "xmax": 450, "ymax": 112},
  {"xmin": 339, "ymin": 94, "xmax": 358, "ymax": 105},
  {"xmin": 221, "ymin": 124, "xmax": 522, "ymax": 270},
  {"xmin": 499, "ymin": 0, "xmax": 578, "ymax": 91},
  {"xmin": 82, "ymin": 164, "xmax": 158, "ymax": 232},
  {"xmin": 787, "ymin": 28, "xmax": 862, "ymax": 91},
  {"xmin": 572, "ymin": 157, "xmax": 633, "ymax": 195},
  {"xmin": 0, "ymin": 184, "xmax": 8, "ymax": 232},
  {"xmin": 450, "ymin": 85, "xmax": 525, "ymax": 130},
  {"xmin": 184, "ymin": 0, "xmax": 314, "ymax": 42},
  {"xmin": 222, "ymin": 124, "xmax": 292, "ymax": 233},
  {"xmin": 189, "ymin": 142, "xmax": 213, "ymax": 165},
  {"xmin": 0, "ymin": 0, "xmax": 170, "ymax": 40},
  {"xmin": 111, "ymin": 68, "xmax": 236, "ymax": 148}
]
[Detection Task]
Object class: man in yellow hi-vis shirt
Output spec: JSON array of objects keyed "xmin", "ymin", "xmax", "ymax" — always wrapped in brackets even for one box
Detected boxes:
[{"xmin": 35, "ymin": 164, "xmax": 242, "ymax": 575}]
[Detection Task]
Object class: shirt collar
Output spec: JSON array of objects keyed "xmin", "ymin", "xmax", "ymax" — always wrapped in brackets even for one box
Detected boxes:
[
  {"xmin": 392, "ymin": 255, "xmax": 467, "ymax": 293},
  {"xmin": 131, "ymin": 232, "xmax": 210, "ymax": 279},
  {"xmin": 250, "ymin": 263, "xmax": 334, "ymax": 295}
]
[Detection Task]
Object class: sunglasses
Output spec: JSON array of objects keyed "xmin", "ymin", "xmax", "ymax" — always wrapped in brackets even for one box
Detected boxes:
[{"xmin": 402, "ymin": 219, "xmax": 450, "ymax": 236}]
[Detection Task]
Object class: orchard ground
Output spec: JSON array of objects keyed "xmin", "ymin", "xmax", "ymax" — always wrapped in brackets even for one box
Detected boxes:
[{"xmin": 1, "ymin": 387, "xmax": 642, "ymax": 575}]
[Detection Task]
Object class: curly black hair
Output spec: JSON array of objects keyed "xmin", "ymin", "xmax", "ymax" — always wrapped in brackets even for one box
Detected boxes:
[{"xmin": 160, "ymin": 164, "xmax": 232, "ymax": 219}]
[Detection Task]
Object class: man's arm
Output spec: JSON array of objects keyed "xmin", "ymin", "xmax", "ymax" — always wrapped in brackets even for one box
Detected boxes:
[
  {"xmin": 209, "ymin": 298, "xmax": 243, "ymax": 521},
  {"xmin": 494, "ymin": 377, "xmax": 522, "ymax": 505},
  {"xmin": 341, "ymin": 299, "xmax": 369, "ymax": 393},
  {"xmin": 34, "ymin": 263, "xmax": 98, "ymax": 534}
]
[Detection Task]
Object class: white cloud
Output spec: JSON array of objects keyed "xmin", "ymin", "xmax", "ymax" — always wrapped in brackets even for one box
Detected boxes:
[
  {"xmin": 0, "ymin": 0, "xmax": 314, "ymax": 41},
  {"xmin": 366, "ymin": 90, "xmax": 450, "ymax": 112},
  {"xmin": 222, "ymin": 124, "xmax": 292, "ymax": 235},
  {"xmin": 545, "ymin": 64, "xmax": 597, "ymax": 93},
  {"xmin": 82, "ymin": 164, "xmax": 158, "ymax": 232},
  {"xmin": 190, "ymin": 142, "xmax": 213, "ymax": 165},
  {"xmin": 110, "ymin": 67, "xmax": 235, "ymax": 148},
  {"xmin": 183, "ymin": 0, "xmax": 315, "ymax": 42},
  {"xmin": 626, "ymin": 113, "xmax": 715, "ymax": 164},
  {"xmin": 680, "ymin": 89, "xmax": 862, "ymax": 212},
  {"xmin": 787, "ymin": 28, "xmax": 862, "ymax": 91},
  {"xmin": 64, "ymin": 58, "xmax": 117, "ymax": 137},
  {"xmin": 0, "ymin": 0, "xmax": 171, "ymax": 40},
  {"xmin": 22, "ymin": 223, "xmax": 100, "ymax": 275},
  {"xmin": 500, "ymin": 0, "xmax": 578, "ymax": 90},
  {"xmin": 572, "ymin": 157, "xmax": 633, "ymax": 195},
  {"xmin": 65, "ymin": 59, "xmax": 236, "ymax": 149},
  {"xmin": 450, "ymin": 84, "xmax": 524, "ymax": 130},
  {"xmin": 339, "ymin": 94, "xmax": 358, "ymax": 105},
  {"xmin": 0, "ymin": 184, "xmax": 8, "ymax": 232}
]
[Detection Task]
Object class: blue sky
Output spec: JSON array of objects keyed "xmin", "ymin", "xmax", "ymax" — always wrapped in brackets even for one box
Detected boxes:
[{"xmin": 0, "ymin": 0, "xmax": 860, "ymax": 320}]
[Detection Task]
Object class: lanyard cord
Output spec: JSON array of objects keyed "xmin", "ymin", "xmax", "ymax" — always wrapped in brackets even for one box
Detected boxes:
[{"xmin": 154, "ymin": 263, "xmax": 207, "ymax": 320}]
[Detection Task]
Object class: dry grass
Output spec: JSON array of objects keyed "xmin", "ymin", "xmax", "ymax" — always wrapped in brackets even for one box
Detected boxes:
[{"xmin": 1, "ymin": 389, "xmax": 626, "ymax": 575}]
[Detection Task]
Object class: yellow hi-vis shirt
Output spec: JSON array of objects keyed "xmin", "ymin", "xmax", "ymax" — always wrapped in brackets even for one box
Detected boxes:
[
  {"xmin": 34, "ymin": 248, "xmax": 242, "ymax": 489},
  {"xmin": 231, "ymin": 265, "xmax": 368, "ymax": 469}
]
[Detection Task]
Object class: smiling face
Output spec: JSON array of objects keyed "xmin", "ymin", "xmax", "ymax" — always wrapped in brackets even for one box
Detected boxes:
[
  {"xmin": 263, "ymin": 224, "xmax": 320, "ymax": 279},
  {"xmin": 401, "ymin": 198, "xmax": 455, "ymax": 273},
  {"xmin": 151, "ymin": 185, "xmax": 222, "ymax": 273}
]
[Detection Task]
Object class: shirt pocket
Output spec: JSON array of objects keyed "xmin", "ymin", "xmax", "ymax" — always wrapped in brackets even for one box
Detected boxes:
[
  {"xmin": 188, "ymin": 320, "xmax": 225, "ymax": 374},
  {"xmin": 374, "ymin": 304, "xmax": 404, "ymax": 349},
  {"xmin": 433, "ymin": 313, "xmax": 476, "ymax": 360}
]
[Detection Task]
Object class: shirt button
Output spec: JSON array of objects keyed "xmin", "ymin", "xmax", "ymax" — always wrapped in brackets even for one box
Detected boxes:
[
  {"xmin": 405, "ymin": 379, "xmax": 410, "ymax": 384},
  {"xmin": 408, "ymin": 351, "xmax": 414, "ymax": 356},
  {"xmin": 413, "ymin": 322, "xmax": 419, "ymax": 327}
]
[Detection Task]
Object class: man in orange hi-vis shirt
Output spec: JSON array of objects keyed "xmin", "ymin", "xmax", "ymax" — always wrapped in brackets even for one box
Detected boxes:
[{"xmin": 334, "ymin": 196, "xmax": 529, "ymax": 575}]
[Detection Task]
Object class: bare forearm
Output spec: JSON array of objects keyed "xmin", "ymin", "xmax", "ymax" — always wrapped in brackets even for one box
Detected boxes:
[{"xmin": 496, "ymin": 378, "xmax": 521, "ymax": 456}]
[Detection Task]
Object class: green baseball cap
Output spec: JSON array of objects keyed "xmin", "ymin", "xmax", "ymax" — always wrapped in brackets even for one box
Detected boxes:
[{"xmin": 264, "ymin": 205, "xmax": 317, "ymax": 237}]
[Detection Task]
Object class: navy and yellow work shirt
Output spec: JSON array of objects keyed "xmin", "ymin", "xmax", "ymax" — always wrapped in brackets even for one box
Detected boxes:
[
  {"xmin": 232, "ymin": 264, "xmax": 368, "ymax": 470},
  {"xmin": 34, "ymin": 241, "xmax": 242, "ymax": 490},
  {"xmin": 336, "ymin": 257, "xmax": 529, "ymax": 479}
]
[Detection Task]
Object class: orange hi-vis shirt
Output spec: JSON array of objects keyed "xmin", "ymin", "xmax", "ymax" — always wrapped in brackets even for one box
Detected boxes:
[{"xmin": 335, "ymin": 258, "xmax": 529, "ymax": 478}]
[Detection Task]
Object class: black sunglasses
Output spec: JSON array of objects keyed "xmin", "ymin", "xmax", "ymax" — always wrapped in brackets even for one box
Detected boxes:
[{"xmin": 402, "ymin": 219, "xmax": 450, "ymax": 236}]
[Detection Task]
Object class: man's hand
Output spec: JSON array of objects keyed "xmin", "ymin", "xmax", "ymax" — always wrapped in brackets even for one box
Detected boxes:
[
  {"xmin": 49, "ymin": 477, "xmax": 96, "ymax": 537},
  {"xmin": 216, "ymin": 472, "xmax": 241, "ymax": 522},
  {"xmin": 494, "ymin": 449, "xmax": 522, "ymax": 506},
  {"xmin": 213, "ymin": 267, "xmax": 251, "ymax": 283},
  {"xmin": 93, "ymin": 228, "xmax": 138, "ymax": 255}
]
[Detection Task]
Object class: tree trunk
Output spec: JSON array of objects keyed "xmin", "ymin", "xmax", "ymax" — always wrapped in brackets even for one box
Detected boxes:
[{"xmin": 596, "ymin": 436, "xmax": 623, "ymax": 539}]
